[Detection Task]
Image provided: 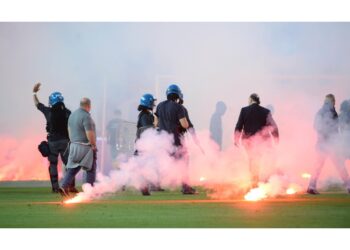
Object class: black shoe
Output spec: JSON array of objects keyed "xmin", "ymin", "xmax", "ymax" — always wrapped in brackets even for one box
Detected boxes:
[
  {"xmin": 141, "ymin": 187, "xmax": 151, "ymax": 196},
  {"xmin": 182, "ymin": 186, "xmax": 197, "ymax": 195},
  {"xmin": 58, "ymin": 187, "xmax": 69, "ymax": 197},
  {"xmin": 307, "ymin": 188, "xmax": 320, "ymax": 195},
  {"xmin": 347, "ymin": 188, "xmax": 350, "ymax": 194},
  {"xmin": 52, "ymin": 188, "xmax": 60, "ymax": 193},
  {"xmin": 68, "ymin": 187, "xmax": 79, "ymax": 193}
]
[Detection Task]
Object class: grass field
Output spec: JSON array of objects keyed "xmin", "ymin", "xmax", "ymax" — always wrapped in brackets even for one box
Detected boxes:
[{"xmin": 0, "ymin": 187, "xmax": 349, "ymax": 228}]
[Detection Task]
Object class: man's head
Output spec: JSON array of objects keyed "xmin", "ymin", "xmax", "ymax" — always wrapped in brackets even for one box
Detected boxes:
[
  {"xmin": 340, "ymin": 99, "xmax": 350, "ymax": 113},
  {"xmin": 249, "ymin": 93, "xmax": 260, "ymax": 105},
  {"xmin": 166, "ymin": 84, "xmax": 182, "ymax": 101},
  {"xmin": 114, "ymin": 109, "xmax": 122, "ymax": 117},
  {"xmin": 324, "ymin": 94, "xmax": 336, "ymax": 107},
  {"xmin": 215, "ymin": 101, "xmax": 227, "ymax": 115},
  {"xmin": 80, "ymin": 97, "xmax": 91, "ymax": 112}
]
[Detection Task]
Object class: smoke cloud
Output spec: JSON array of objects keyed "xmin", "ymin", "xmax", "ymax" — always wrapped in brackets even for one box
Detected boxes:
[{"xmin": 1, "ymin": 23, "xmax": 350, "ymax": 198}]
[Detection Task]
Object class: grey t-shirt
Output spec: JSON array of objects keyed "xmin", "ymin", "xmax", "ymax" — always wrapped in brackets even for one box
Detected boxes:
[{"xmin": 68, "ymin": 108, "xmax": 96, "ymax": 143}]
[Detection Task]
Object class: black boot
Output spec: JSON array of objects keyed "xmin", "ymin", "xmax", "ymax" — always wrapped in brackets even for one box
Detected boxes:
[
  {"xmin": 141, "ymin": 187, "xmax": 151, "ymax": 196},
  {"xmin": 182, "ymin": 184, "xmax": 197, "ymax": 195}
]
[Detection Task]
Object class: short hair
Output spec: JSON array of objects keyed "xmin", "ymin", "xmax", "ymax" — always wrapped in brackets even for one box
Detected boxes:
[
  {"xmin": 250, "ymin": 93, "xmax": 260, "ymax": 105},
  {"xmin": 167, "ymin": 93, "xmax": 179, "ymax": 101},
  {"xmin": 80, "ymin": 97, "xmax": 91, "ymax": 108},
  {"xmin": 325, "ymin": 94, "xmax": 335, "ymax": 103}
]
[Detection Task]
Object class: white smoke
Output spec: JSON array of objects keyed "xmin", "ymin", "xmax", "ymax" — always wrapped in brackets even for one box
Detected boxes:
[
  {"xmin": 68, "ymin": 127, "xmax": 304, "ymax": 203},
  {"xmin": 1, "ymin": 23, "xmax": 350, "ymax": 194}
]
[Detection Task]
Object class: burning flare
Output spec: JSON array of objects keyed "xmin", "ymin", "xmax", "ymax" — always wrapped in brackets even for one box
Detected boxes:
[
  {"xmin": 64, "ymin": 194, "xmax": 88, "ymax": 204},
  {"xmin": 244, "ymin": 187, "xmax": 267, "ymax": 201},
  {"xmin": 286, "ymin": 187, "xmax": 296, "ymax": 195}
]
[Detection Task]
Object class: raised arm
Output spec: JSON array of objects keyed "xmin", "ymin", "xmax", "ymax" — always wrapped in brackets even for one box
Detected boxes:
[{"xmin": 33, "ymin": 82, "xmax": 41, "ymax": 107}]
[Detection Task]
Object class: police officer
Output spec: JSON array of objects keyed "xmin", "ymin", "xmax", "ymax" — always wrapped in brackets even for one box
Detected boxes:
[
  {"xmin": 154, "ymin": 84, "xmax": 196, "ymax": 195},
  {"xmin": 234, "ymin": 93, "xmax": 279, "ymax": 188},
  {"xmin": 33, "ymin": 83, "xmax": 77, "ymax": 193},
  {"xmin": 135, "ymin": 93, "xmax": 157, "ymax": 196}
]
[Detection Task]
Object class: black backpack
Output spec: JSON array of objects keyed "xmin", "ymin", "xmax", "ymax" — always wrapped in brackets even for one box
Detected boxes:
[{"xmin": 38, "ymin": 141, "xmax": 50, "ymax": 157}]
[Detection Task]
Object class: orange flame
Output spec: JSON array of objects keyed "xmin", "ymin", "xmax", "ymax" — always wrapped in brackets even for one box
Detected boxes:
[{"xmin": 244, "ymin": 187, "xmax": 267, "ymax": 201}]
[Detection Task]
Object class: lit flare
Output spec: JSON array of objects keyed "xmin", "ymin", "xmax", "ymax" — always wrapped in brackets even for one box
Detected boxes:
[{"xmin": 244, "ymin": 187, "xmax": 267, "ymax": 201}]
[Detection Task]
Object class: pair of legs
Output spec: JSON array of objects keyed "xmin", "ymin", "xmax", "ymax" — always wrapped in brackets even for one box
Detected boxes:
[
  {"xmin": 243, "ymin": 139, "xmax": 266, "ymax": 189},
  {"xmin": 308, "ymin": 149, "xmax": 350, "ymax": 193},
  {"xmin": 134, "ymin": 149, "xmax": 164, "ymax": 196},
  {"xmin": 173, "ymin": 144, "xmax": 196, "ymax": 195},
  {"xmin": 60, "ymin": 151, "xmax": 97, "ymax": 193},
  {"xmin": 48, "ymin": 139, "xmax": 75, "ymax": 192}
]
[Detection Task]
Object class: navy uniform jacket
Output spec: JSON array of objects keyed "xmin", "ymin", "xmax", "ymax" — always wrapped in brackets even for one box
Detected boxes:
[
  {"xmin": 155, "ymin": 100, "xmax": 186, "ymax": 146},
  {"xmin": 136, "ymin": 110, "xmax": 154, "ymax": 139}
]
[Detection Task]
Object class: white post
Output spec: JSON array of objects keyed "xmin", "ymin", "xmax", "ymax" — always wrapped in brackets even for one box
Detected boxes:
[{"xmin": 99, "ymin": 81, "xmax": 107, "ymax": 174}]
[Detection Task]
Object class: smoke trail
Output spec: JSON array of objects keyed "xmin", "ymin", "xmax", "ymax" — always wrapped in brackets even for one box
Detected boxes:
[
  {"xmin": 67, "ymin": 96, "xmax": 350, "ymax": 203},
  {"xmin": 0, "ymin": 135, "xmax": 52, "ymax": 181}
]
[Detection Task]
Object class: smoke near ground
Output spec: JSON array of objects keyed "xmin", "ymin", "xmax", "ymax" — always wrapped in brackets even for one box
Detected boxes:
[{"xmin": 1, "ymin": 23, "xmax": 350, "ymax": 198}]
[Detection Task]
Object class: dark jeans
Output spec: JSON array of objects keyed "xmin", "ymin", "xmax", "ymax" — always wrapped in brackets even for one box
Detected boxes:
[
  {"xmin": 48, "ymin": 139, "xmax": 75, "ymax": 190},
  {"xmin": 61, "ymin": 151, "xmax": 97, "ymax": 189}
]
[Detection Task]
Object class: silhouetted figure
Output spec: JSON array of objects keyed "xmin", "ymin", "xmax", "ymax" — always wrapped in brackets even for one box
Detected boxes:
[
  {"xmin": 265, "ymin": 104, "xmax": 275, "ymax": 115},
  {"xmin": 106, "ymin": 109, "xmax": 122, "ymax": 160},
  {"xmin": 339, "ymin": 99, "xmax": 350, "ymax": 133},
  {"xmin": 307, "ymin": 94, "xmax": 350, "ymax": 195},
  {"xmin": 209, "ymin": 101, "xmax": 227, "ymax": 150}
]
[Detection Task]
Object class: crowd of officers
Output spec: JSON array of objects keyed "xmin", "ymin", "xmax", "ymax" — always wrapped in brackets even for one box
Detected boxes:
[{"xmin": 33, "ymin": 82, "xmax": 350, "ymax": 197}]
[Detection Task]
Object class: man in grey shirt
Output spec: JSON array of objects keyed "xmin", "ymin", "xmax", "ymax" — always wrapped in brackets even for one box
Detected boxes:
[{"xmin": 59, "ymin": 97, "xmax": 97, "ymax": 197}]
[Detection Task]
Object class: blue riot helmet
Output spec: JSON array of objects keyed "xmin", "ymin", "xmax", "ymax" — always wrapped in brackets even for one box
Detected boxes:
[
  {"xmin": 49, "ymin": 92, "xmax": 64, "ymax": 106},
  {"xmin": 140, "ymin": 93, "xmax": 156, "ymax": 110},
  {"xmin": 166, "ymin": 84, "xmax": 182, "ymax": 98}
]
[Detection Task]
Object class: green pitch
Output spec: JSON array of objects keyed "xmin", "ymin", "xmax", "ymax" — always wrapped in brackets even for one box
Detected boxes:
[{"xmin": 0, "ymin": 187, "xmax": 349, "ymax": 228}]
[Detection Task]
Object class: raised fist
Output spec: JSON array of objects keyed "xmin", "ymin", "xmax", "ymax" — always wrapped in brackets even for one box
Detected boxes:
[{"xmin": 33, "ymin": 83, "xmax": 41, "ymax": 93}]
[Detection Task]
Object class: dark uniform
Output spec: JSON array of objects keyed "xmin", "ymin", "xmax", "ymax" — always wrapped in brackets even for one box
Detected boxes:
[
  {"xmin": 136, "ymin": 110, "xmax": 155, "ymax": 140},
  {"xmin": 135, "ymin": 109, "xmax": 156, "ymax": 195},
  {"xmin": 155, "ymin": 99, "xmax": 196, "ymax": 194},
  {"xmin": 155, "ymin": 100, "xmax": 186, "ymax": 147},
  {"xmin": 235, "ymin": 103, "xmax": 279, "ymax": 188},
  {"xmin": 37, "ymin": 102, "xmax": 74, "ymax": 192}
]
